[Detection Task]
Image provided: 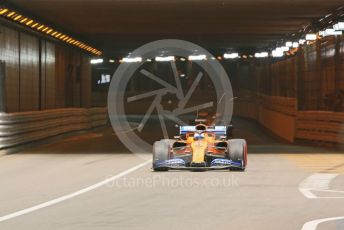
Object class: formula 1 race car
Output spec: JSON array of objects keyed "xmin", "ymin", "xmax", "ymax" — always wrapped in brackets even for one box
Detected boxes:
[{"xmin": 152, "ymin": 120, "xmax": 247, "ymax": 171}]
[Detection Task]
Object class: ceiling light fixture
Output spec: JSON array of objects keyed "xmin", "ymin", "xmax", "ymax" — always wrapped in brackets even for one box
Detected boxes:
[
  {"xmin": 90, "ymin": 58, "xmax": 103, "ymax": 64},
  {"xmin": 272, "ymin": 49, "xmax": 284, "ymax": 57},
  {"xmin": 286, "ymin": 41, "xmax": 293, "ymax": 47},
  {"xmin": 223, "ymin": 53, "xmax": 239, "ymax": 59},
  {"xmin": 254, "ymin": 52, "xmax": 269, "ymax": 58},
  {"xmin": 121, "ymin": 57, "xmax": 142, "ymax": 63},
  {"xmin": 299, "ymin": 39, "xmax": 306, "ymax": 45},
  {"xmin": 320, "ymin": 28, "xmax": 342, "ymax": 36},
  {"xmin": 292, "ymin": 42, "xmax": 299, "ymax": 48},
  {"xmin": 188, "ymin": 54, "xmax": 207, "ymax": 61},
  {"xmin": 279, "ymin": 46, "xmax": 289, "ymax": 52},
  {"xmin": 305, "ymin": 33, "xmax": 317, "ymax": 41},
  {"xmin": 333, "ymin": 22, "xmax": 344, "ymax": 30},
  {"xmin": 155, "ymin": 56, "xmax": 175, "ymax": 62},
  {"xmin": 0, "ymin": 8, "xmax": 8, "ymax": 15}
]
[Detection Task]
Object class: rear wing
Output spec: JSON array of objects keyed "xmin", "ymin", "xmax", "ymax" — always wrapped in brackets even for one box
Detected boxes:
[{"xmin": 180, "ymin": 126, "xmax": 226, "ymax": 135}]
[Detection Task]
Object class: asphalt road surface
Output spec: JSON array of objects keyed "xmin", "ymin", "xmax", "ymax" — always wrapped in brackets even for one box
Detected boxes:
[{"xmin": 0, "ymin": 117, "xmax": 343, "ymax": 230}]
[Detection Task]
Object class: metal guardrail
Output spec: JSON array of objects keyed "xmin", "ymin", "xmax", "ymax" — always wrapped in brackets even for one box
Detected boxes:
[
  {"xmin": 235, "ymin": 91, "xmax": 344, "ymax": 144},
  {"xmin": 257, "ymin": 94, "xmax": 296, "ymax": 116},
  {"xmin": 296, "ymin": 111, "xmax": 344, "ymax": 144},
  {"xmin": 235, "ymin": 90, "xmax": 297, "ymax": 116},
  {"xmin": 0, "ymin": 107, "xmax": 108, "ymax": 149}
]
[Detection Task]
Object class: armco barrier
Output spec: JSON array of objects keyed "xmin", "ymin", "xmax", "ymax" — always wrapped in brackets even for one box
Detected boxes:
[
  {"xmin": 0, "ymin": 107, "xmax": 108, "ymax": 149},
  {"xmin": 234, "ymin": 90, "xmax": 297, "ymax": 142},
  {"xmin": 234, "ymin": 91, "xmax": 344, "ymax": 145},
  {"xmin": 296, "ymin": 111, "xmax": 344, "ymax": 144}
]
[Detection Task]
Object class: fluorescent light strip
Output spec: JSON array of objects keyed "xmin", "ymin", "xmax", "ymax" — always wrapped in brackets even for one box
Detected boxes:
[
  {"xmin": 305, "ymin": 34, "xmax": 317, "ymax": 41},
  {"xmin": 0, "ymin": 9, "xmax": 9, "ymax": 15},
  {"xmin": 188, "ymin": 54, "xmax": 207, "ymax": 61},
  {"xmin": 319, "ymin": 29, "xmax": 342, "ymax": 37},
  {"xmin": 333, "ymin": 22, "xmax": 344, "ymax": 30},
  {"xmin": 254, "ymin": 52, "xmax": 269, "ymax": 58},
  {"xmin": 272, "ymin": 50, "xmax": 284, "ymax": 57},
  {"xmin": 155, "ymin": 56, "xmax": 175, "ymax": 62},
  {"xmin": 121, "ymin": 57, "xmax": 142, "ymax": 63},
  {"xmin": 280, "ymin": 46, "xmax": 289, "ymax": 52},
  {"xmin": 90, "ymin": 59, "xmax": 103, "ymax": 64},
  {"xmin": 286, "ymin": 41, "xmax": 292, "ymax": 47},
  {"xmin": 223, "ymin": 53, "xmax": 239, "ymax": 59},
  {"xmin": 299, "ymin": 39, "xmax": 306, "ymax": 45}
]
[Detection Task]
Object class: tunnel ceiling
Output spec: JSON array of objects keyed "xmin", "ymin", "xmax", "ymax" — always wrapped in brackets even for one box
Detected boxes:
[{"xmin": 8, "ymin": 0, "xmax": 344, "ymax": 56}]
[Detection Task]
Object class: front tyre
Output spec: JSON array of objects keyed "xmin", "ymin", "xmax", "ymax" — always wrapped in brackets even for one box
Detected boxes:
[
  {"xmin": 227, "ymin": 139, "xmax": 247, "ymax": 171},
  {"xmin": 152, "ymin": 140, "xmax": 171, "ymax": 171}
]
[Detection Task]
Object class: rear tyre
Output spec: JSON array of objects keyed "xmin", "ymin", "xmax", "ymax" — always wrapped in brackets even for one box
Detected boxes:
[
  {"xmin": 152, "ymin": 140, "xmax": 171, "ymax": 171},
  {"xmin": 227, "ymin": 139, "xmax": 247, "ymax": 171}
]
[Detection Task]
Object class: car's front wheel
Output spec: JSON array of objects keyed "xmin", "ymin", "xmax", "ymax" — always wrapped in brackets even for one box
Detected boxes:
[
  {"xmin": 227, "ymin": 139, "xmax": 247, "ymax": 171},
  {"xmin": 152, "ymin": 140, "xmax": 171, "ymax": 171}
]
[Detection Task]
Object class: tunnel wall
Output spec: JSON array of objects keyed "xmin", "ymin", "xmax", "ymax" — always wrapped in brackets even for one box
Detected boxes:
[
  {"xmin": 0, "ymin": 23, "xmax": 92, "ymax": 113},
  {"xmin": 234, "ymin": 90, "xmax": 296, "ymax": 142},
  {"xmin": 232, "ymin": 36, "xmax": 344, "ymax": 111},
  {"xmin": 234, "ymin": 90, "xmax": 344, "ymax": 145},
  {"xmin": 259, "ymin": 107, "xmax": 295, "ymax": 142},
  {"xmin": 232, "ymin": 35, "xmax": 344, "ymax": 145}
]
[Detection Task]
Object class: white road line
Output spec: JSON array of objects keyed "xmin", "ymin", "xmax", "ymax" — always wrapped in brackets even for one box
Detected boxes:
[
  {"xmin": 299, "ymin": 173, "xmax": 339, "ymax": 199},
  {"xmin": 0, "ymin": 159, "xmax": 152, "ymax": 223},
  {"xmin": 302, "ymin": 216, "xmax": 344, "ymax": 230}
]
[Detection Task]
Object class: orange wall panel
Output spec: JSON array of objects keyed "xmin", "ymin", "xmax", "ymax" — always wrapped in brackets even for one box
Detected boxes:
[{"xmin": 258, "ymin": 106, "xmax": 295, "ymax": 142}]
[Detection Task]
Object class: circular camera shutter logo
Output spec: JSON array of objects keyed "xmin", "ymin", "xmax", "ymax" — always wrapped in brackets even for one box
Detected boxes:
[{"xmin": 108, "ymin": 39, "xmax": 233, "ymax": 153}]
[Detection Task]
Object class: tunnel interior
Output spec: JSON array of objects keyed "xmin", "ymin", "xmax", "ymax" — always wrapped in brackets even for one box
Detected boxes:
[
  {"xmin": 1, "ymin": 2, "xmax": 344, "ymax": 230},
  {"xmin": 0, "ymin": 0, "xmax": 343, "ymax": 152}
]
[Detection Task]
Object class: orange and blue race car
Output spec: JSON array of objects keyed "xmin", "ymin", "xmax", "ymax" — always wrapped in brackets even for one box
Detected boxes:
[{"xmin": 152, "ymin": 120, "xmax": 247, "ymax": 171}]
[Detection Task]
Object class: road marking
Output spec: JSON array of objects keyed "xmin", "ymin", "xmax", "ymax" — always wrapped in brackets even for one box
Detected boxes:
[
  {"xmin": 0, "ymin": 159, "xmax": 152, "ymax": 223},
  {"xmin": 299, "ymin": 173, "xmax": 341, "ymax": 199},
  {"xmin": 302, "ymin": 216, "xmax": 344, "ymax": 230}
]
